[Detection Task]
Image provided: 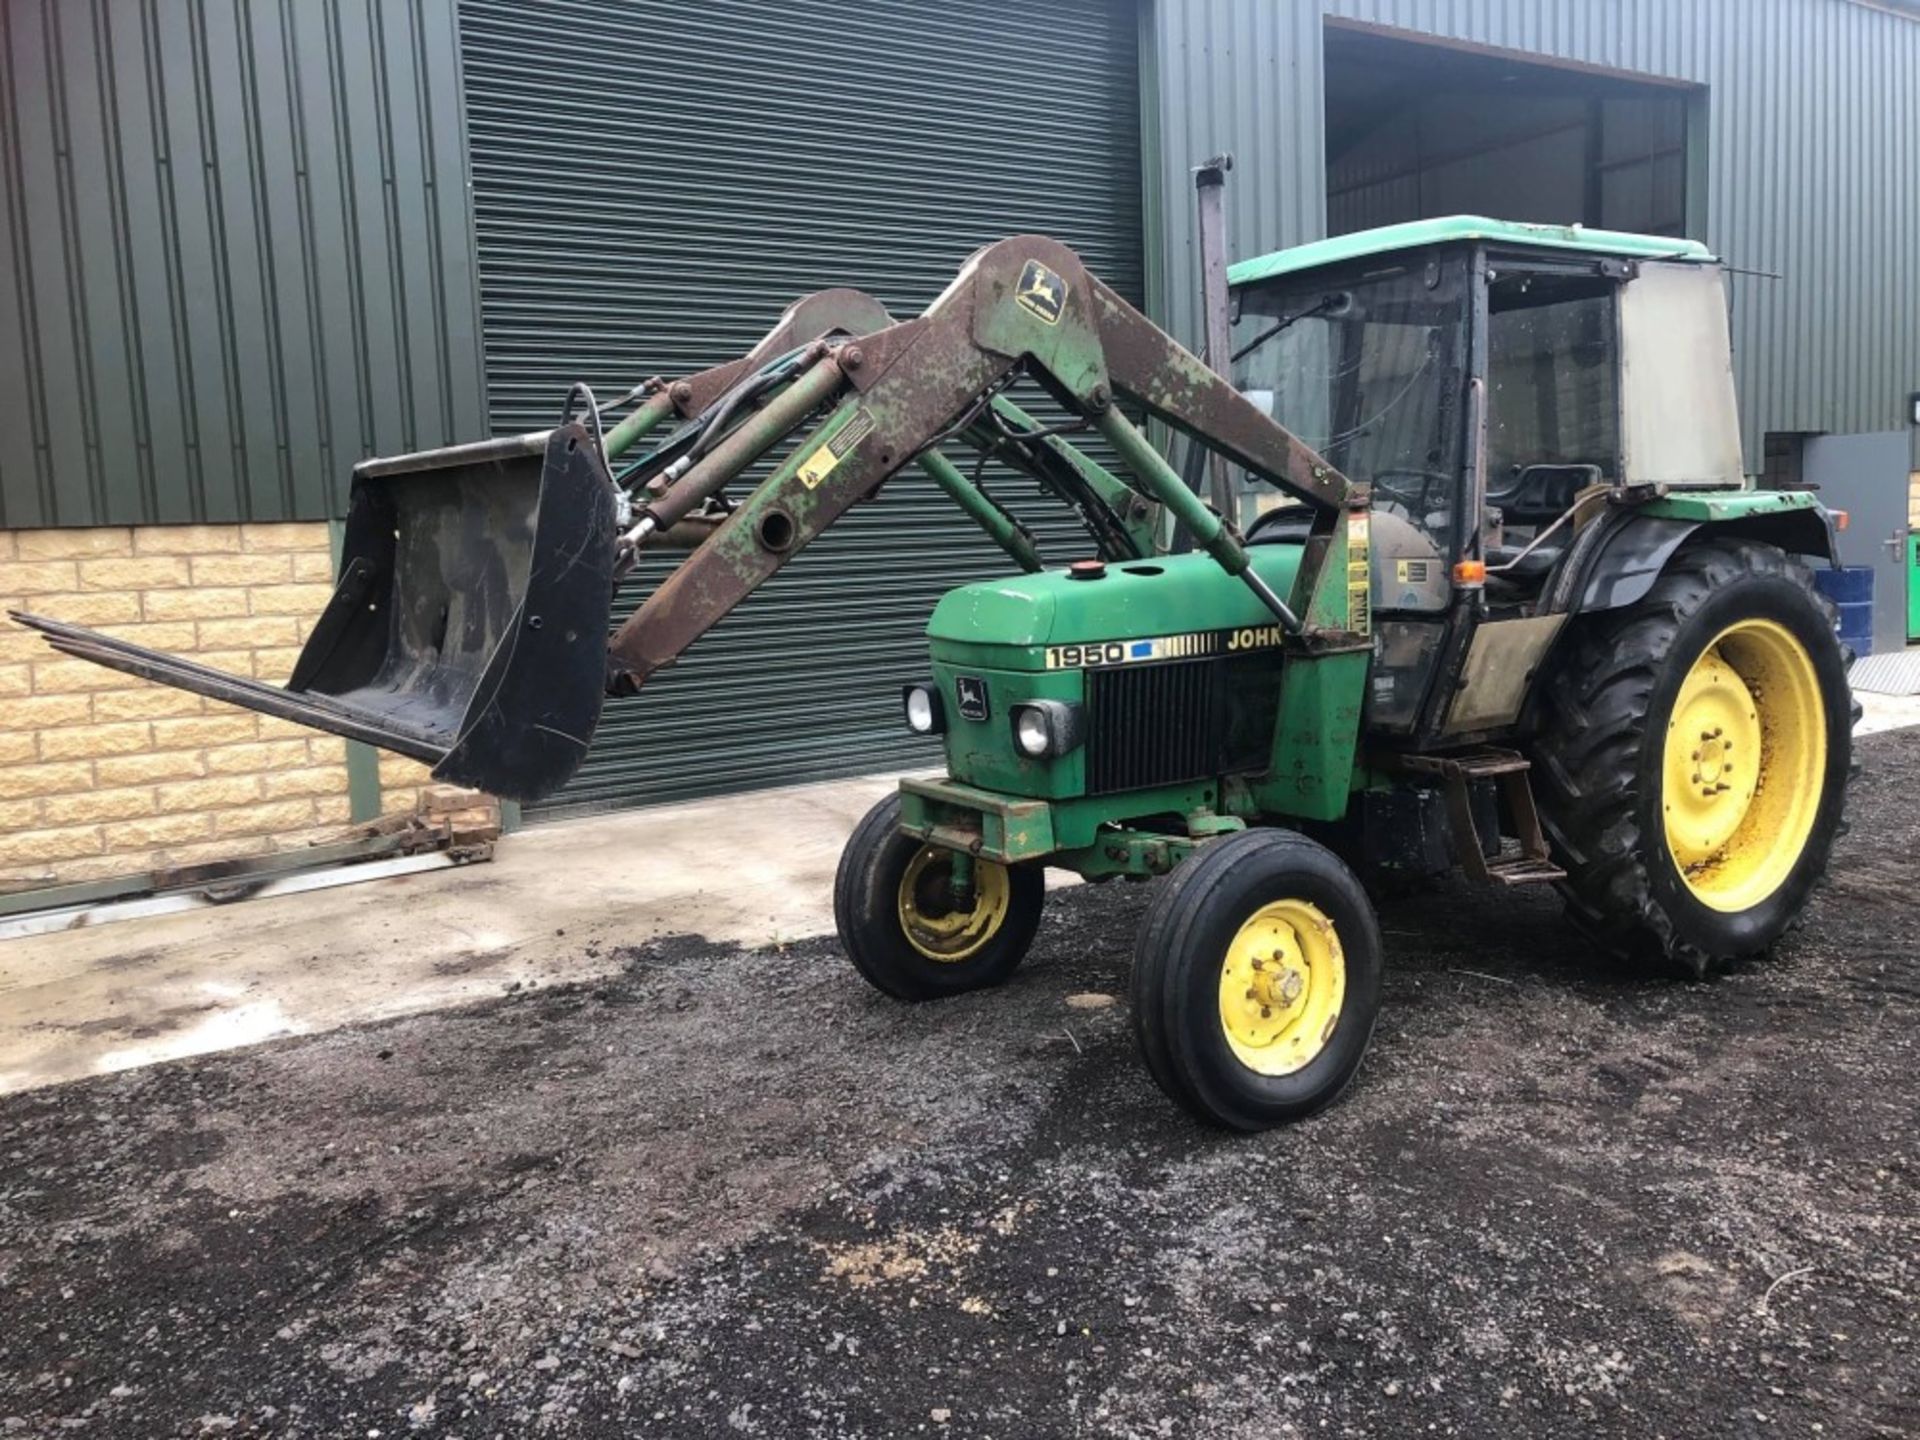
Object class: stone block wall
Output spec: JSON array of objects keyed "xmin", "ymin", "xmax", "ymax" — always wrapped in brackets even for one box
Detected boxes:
[{"xmin": 0, "ymin": 522, "xmax": 424, "ymax": 889}]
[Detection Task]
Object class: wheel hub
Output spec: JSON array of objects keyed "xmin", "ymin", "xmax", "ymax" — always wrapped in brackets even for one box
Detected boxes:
[
  {"xmin": 898, "ymin": 847, "xmax": 1012, "ymax": 963},
  {"xmin": 1217, "ymin": 899, "xmax": 1345, "ymax": 1077},
  {"xmin": 1664, "ymin": 650, "xmax": 1762, "ymax": 861},
  {"xmin": 1660, "ymin": 619, "xmax": 1827, "ymax": 913}
]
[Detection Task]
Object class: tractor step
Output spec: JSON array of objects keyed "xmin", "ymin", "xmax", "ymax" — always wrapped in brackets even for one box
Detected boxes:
[
  {"xmin": 1482, "ymin": 855, "xmax": 1568, "ymax": 887},
  {"xmin": 1391, "ymin": 747, "xmax": 1565, "ymax": 888}
]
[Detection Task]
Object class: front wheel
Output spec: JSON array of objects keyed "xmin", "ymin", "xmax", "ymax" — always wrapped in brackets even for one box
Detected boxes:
[
  {"xmin": 1131, "ymin": 828, "xmax": 1384, "ymax": 1131},
  {"xmin": 834, "ymin": 793, "xmax": 1045, "ymax": 1001}
]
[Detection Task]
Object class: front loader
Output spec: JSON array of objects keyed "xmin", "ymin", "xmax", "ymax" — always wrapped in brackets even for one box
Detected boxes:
[{"xmin": 16, "ymin": 215, "xmax": 1854, "ymax": 1131}]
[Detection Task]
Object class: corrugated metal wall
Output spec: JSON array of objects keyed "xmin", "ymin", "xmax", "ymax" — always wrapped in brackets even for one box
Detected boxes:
[
  {"xmin": 0, "ymin": 0, "xmax": 486, "ymax": 529},
  {"xmin": 460, "ymin": 0, "xmax": 1143, "ymax": 818},
  {"xmin": 1148, "ymin": 0, "xmax": 1920, "ymax": 461}
]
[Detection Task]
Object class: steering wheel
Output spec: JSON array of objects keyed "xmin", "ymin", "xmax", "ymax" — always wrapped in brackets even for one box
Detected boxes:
[
  {"xmin": 1245, "ymin": 506, "xmax": 1315, "ymax": 545},
  {"xmin": 1369, "ymin": 468, "xmax": 1453, "ymax": 520}
]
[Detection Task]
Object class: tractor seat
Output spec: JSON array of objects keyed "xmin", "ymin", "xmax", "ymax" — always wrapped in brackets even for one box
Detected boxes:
[{"xmin": 1484, "ymin": 543, "xmax": 1564, "ymax": 581}]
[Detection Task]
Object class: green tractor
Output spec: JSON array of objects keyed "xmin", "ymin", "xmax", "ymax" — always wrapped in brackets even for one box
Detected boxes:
[{"xmin": 17, "ymin": 216, "xmax": 1853, "ymax": 1131}]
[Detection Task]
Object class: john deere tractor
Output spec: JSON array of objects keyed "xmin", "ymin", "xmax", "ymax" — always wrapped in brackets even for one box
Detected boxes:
[{"xmin": 18, "ymin": 215, "xmax": 1853, "ymax": 1131}]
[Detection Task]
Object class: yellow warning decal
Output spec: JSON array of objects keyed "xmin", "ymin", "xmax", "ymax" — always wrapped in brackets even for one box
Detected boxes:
[
  {"xmin": 797, "ymin": 408, "xmax": 877, "ymax": 489},
  {"xmin": 1346, "ymin": 510, "xmax": 1372, "ymax": 635}
]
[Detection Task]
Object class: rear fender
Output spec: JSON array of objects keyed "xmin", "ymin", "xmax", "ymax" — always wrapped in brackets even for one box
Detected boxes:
[{"xmin": 1570, "ymin": 507, "xmax": 1840, "ymax": 616}]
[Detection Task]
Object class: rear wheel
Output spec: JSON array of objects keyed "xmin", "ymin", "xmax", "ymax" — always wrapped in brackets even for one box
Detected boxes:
[
  {"xmin": 1532, "ymin": 538, "xmax": 1852, "ymax": 974},
  {"xmin": 834, "ymin": 793, "xmax": 1045, "ymax": 1001},
  {"xmin": 1131, "ymin": 829, "xmax": 1383, "ymax": 1130}
]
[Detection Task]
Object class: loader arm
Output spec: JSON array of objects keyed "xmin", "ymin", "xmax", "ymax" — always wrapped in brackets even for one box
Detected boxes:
[
  {"xmin": 10, "ymin": 290, "xmax": 898, "ymax": 802},
  {"xmin": 607, "ymin": 234, "xmax": 1365, "ymax": 690},
  {"xmin": 13, "ymin": 240, "xmax": 1365, "ymax": 805}
]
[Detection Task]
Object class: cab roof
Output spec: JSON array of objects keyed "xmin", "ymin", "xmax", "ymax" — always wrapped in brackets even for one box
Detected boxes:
[{"xmin": 1227, "ymin": 215, "xmax": 1715, "ymax": 287}]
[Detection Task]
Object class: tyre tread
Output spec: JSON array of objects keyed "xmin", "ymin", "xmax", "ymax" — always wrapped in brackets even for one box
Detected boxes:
[{"xmin": 1530, "ymin": 537, "xmax": 1854, "ymax": 975}]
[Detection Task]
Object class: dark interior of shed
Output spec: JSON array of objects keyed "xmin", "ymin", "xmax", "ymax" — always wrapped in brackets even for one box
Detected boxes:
[{"xmin": 1322, "ymin": 24, "xmax": 1697, "ymax": 238}]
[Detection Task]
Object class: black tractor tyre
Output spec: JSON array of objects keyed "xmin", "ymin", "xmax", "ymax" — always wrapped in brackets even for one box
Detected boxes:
[
  {"xmin": 1530, "ymin": 537, "xmax": 1854, "ymax": 977},
  {"xmin": 833, "ymin": 793, "xmax": 1046, "ymax": 1002},
  {"xmin": 1130, "ymin": 828, "xmax": 1384, "ymax": 1131}
]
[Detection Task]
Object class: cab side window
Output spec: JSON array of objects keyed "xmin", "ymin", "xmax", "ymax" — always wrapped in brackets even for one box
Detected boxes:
[{"xmin": 1485, "ymin": 275, "xmax": 1619, "ymax": 530}]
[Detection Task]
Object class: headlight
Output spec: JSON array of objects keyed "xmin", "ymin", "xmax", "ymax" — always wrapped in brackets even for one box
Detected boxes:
[
  {"xmin": 902, "ymin": 682, "xmax": 944, "ymax": 735},
  {"xmin": 1009, "ymin": 700, "xmax": 1084, "ymax": 759},
  {"xmin": 1014, "ymin": 707, "xmax": 1050, "ymax": 756}
]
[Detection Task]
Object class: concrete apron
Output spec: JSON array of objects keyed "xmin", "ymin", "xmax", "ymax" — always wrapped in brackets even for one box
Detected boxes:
[
  {"xmin": 6, "ymin": 692, "xmax": 1913, "ymax": 1096},
  {"xmin": 0, "ymin": 772, "xmax": 917, "ymax": 1095}
]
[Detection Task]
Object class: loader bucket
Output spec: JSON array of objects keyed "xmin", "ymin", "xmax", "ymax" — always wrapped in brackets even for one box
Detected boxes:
[{"xmin": 14, "ymin": 422, "xmax": 619, "ymax": 803}]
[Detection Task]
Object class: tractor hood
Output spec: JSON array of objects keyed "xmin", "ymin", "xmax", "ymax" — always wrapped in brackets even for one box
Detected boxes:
[{"xmin": 926, "ymin": 545, "xmax": 1306, "ymax": 669}]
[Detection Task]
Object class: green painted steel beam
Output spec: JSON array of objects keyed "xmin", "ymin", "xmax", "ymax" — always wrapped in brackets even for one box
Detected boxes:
[
  {"xmin": 915, "ymin": 450, "xmax": 1042, "ymax": 571},
  {"xmin": 1636, "ymin": 489, "xmax": 1821, "ymax": 522}
]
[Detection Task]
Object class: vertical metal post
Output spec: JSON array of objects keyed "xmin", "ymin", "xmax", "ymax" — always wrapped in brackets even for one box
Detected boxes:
[
  {"xmin": 328, "ymin": 518, "xmax": 384, "ymax": 822},
  {"xmin": 1193, "ymin": 153, "xmax": 1236, "ymax": 523}
]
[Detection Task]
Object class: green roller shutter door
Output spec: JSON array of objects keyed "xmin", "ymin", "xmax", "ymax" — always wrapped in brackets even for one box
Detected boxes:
[{"xmin": 458, "ymin": 0, "xmax": 1143, "ymax": 820}]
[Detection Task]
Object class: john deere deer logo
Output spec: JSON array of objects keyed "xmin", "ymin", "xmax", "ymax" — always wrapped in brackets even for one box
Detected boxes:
[{"xmin": 1014, "ymin": 260, "xmax": 1067, "ymax": 325}]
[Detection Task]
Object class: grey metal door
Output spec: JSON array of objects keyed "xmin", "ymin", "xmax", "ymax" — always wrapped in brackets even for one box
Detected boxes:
[
  {"xmin": 1804, "ymin": 430, "xmax": 1911, "ymax": 654},
  {"xmin": 459, "ymin": 0, "xmax": 1143, "ymax": 820}
]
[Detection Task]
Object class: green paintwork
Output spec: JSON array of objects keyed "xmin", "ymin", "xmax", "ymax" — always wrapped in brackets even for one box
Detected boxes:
[
  {"xmin": 1094, "ymin": 406, "xmax": 1245, "ymax": 573},
  {"xmin": 1636, "ymin": 488, "xmax": 1821, "ymax": 522},
  {"xmin": 916, "ymin": 449, "xmax": 1042, "ymax": 571},
  {"xmin": 898, "ymin": 775, "xmax": 1057, "ymax": 862},
  {"xmin": 989, "ymin": 281, "xmax": 1111, "ymax": 406},
  {"xmin": 899, "ymin": 775, "xmax": 1224, "ymax": 863},
  {"xmin": 987, "ymin": 396, "xmax": 1159, "ymax": 558},
  {"xmin": 1059, "ymin": 828, "xmax": 1200, "ymax": 879},
  {"xmin": 1228, "ymin": 215, "xmax": 1715, "ymax": 288},
  {"xmin": 916, "ymin": 542, "xmax": 1366, "ymax": 846},
  {"xmin": 1909, "ymin": 534, "xmax": 1920, "ymax": 643},
  {"xmin": 928, "ymin": 662, "xmax": 1088, "ymax": 799},
  {"xmin": 927, "ymin": 545, "xmax": 1305, "ymax": 659},
  {"xmin": 693, "ymin": 374, "xmax": 860, "ymax": 558},
  {"xmin": 600, "ymin": 390, "xmax": 675, "ymax": 463},
  {"xmin": 1253, "ymin": 650, "xmax": 1370, "ymax": 823}
]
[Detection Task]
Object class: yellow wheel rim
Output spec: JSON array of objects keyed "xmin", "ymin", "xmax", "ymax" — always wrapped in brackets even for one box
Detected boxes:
[
  {"xmin": 1216, "ymin": 898, "xmax": 1346, "ymax": 1077},
  {"xmin": 1661, "ymin": 618, "xmax": 1827, "ymax": 913},
  {"xmin": 897, "ymin": 847, "xmax": 1013, "ymax": 963}
]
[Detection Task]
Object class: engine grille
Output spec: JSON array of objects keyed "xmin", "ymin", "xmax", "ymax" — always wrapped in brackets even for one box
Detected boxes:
[{"xmin": 1084, "ymin": 658, "xmax": 1222, "ymax": 796}]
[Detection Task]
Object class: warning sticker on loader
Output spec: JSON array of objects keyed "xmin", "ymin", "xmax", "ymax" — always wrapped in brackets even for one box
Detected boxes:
[
  {"xmin": 796, "ymin": 408, "xmax": 877, "ymax": 489},
  {"xmin": 1347, "ymin": 511, "xmax": 1372, "ymax": 635},
  {"xmin": 1014, "ymin": 260, "xmax": 1068, "ymax": 325}
]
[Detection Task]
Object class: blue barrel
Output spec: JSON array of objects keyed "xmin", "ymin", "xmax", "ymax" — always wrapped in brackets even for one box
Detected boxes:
[{"xmin": 1814, "ymin": 565, "xmax": 1874, "ymax": 657}]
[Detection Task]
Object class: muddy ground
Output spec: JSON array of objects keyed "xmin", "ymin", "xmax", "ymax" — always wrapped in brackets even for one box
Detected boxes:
[{"xmin": 2, "ymin": 732, "xmax": 1916, "ymax": 1440}]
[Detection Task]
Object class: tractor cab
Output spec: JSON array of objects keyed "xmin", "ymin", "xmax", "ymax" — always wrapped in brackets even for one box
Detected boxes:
[{"xmin": 1226, "ymin": 216, "xmax": 1747, "ymax": 738}]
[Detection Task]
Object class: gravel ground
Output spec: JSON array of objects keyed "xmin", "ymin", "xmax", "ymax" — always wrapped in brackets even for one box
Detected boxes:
[{"xmin": 1, "ymin": 730, "xmax": 1915, "ymax": 1440}]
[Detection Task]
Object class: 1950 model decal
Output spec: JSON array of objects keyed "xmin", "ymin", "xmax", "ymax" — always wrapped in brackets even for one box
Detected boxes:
[{"xmin": 1043, "ymin": 624, "xmax": 1286, "ymax": 670}]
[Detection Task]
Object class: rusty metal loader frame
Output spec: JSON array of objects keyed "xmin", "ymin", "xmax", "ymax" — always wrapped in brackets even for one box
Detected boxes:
[{"xmin": 15, "ymin": 237, "xmax": 1366, "ymax": 807}]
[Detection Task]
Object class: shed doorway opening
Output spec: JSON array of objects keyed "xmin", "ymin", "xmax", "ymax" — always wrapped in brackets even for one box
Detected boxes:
[{"xmin": 1323, "ymin": 23, "xmax": 1701, "ymax": 238}]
